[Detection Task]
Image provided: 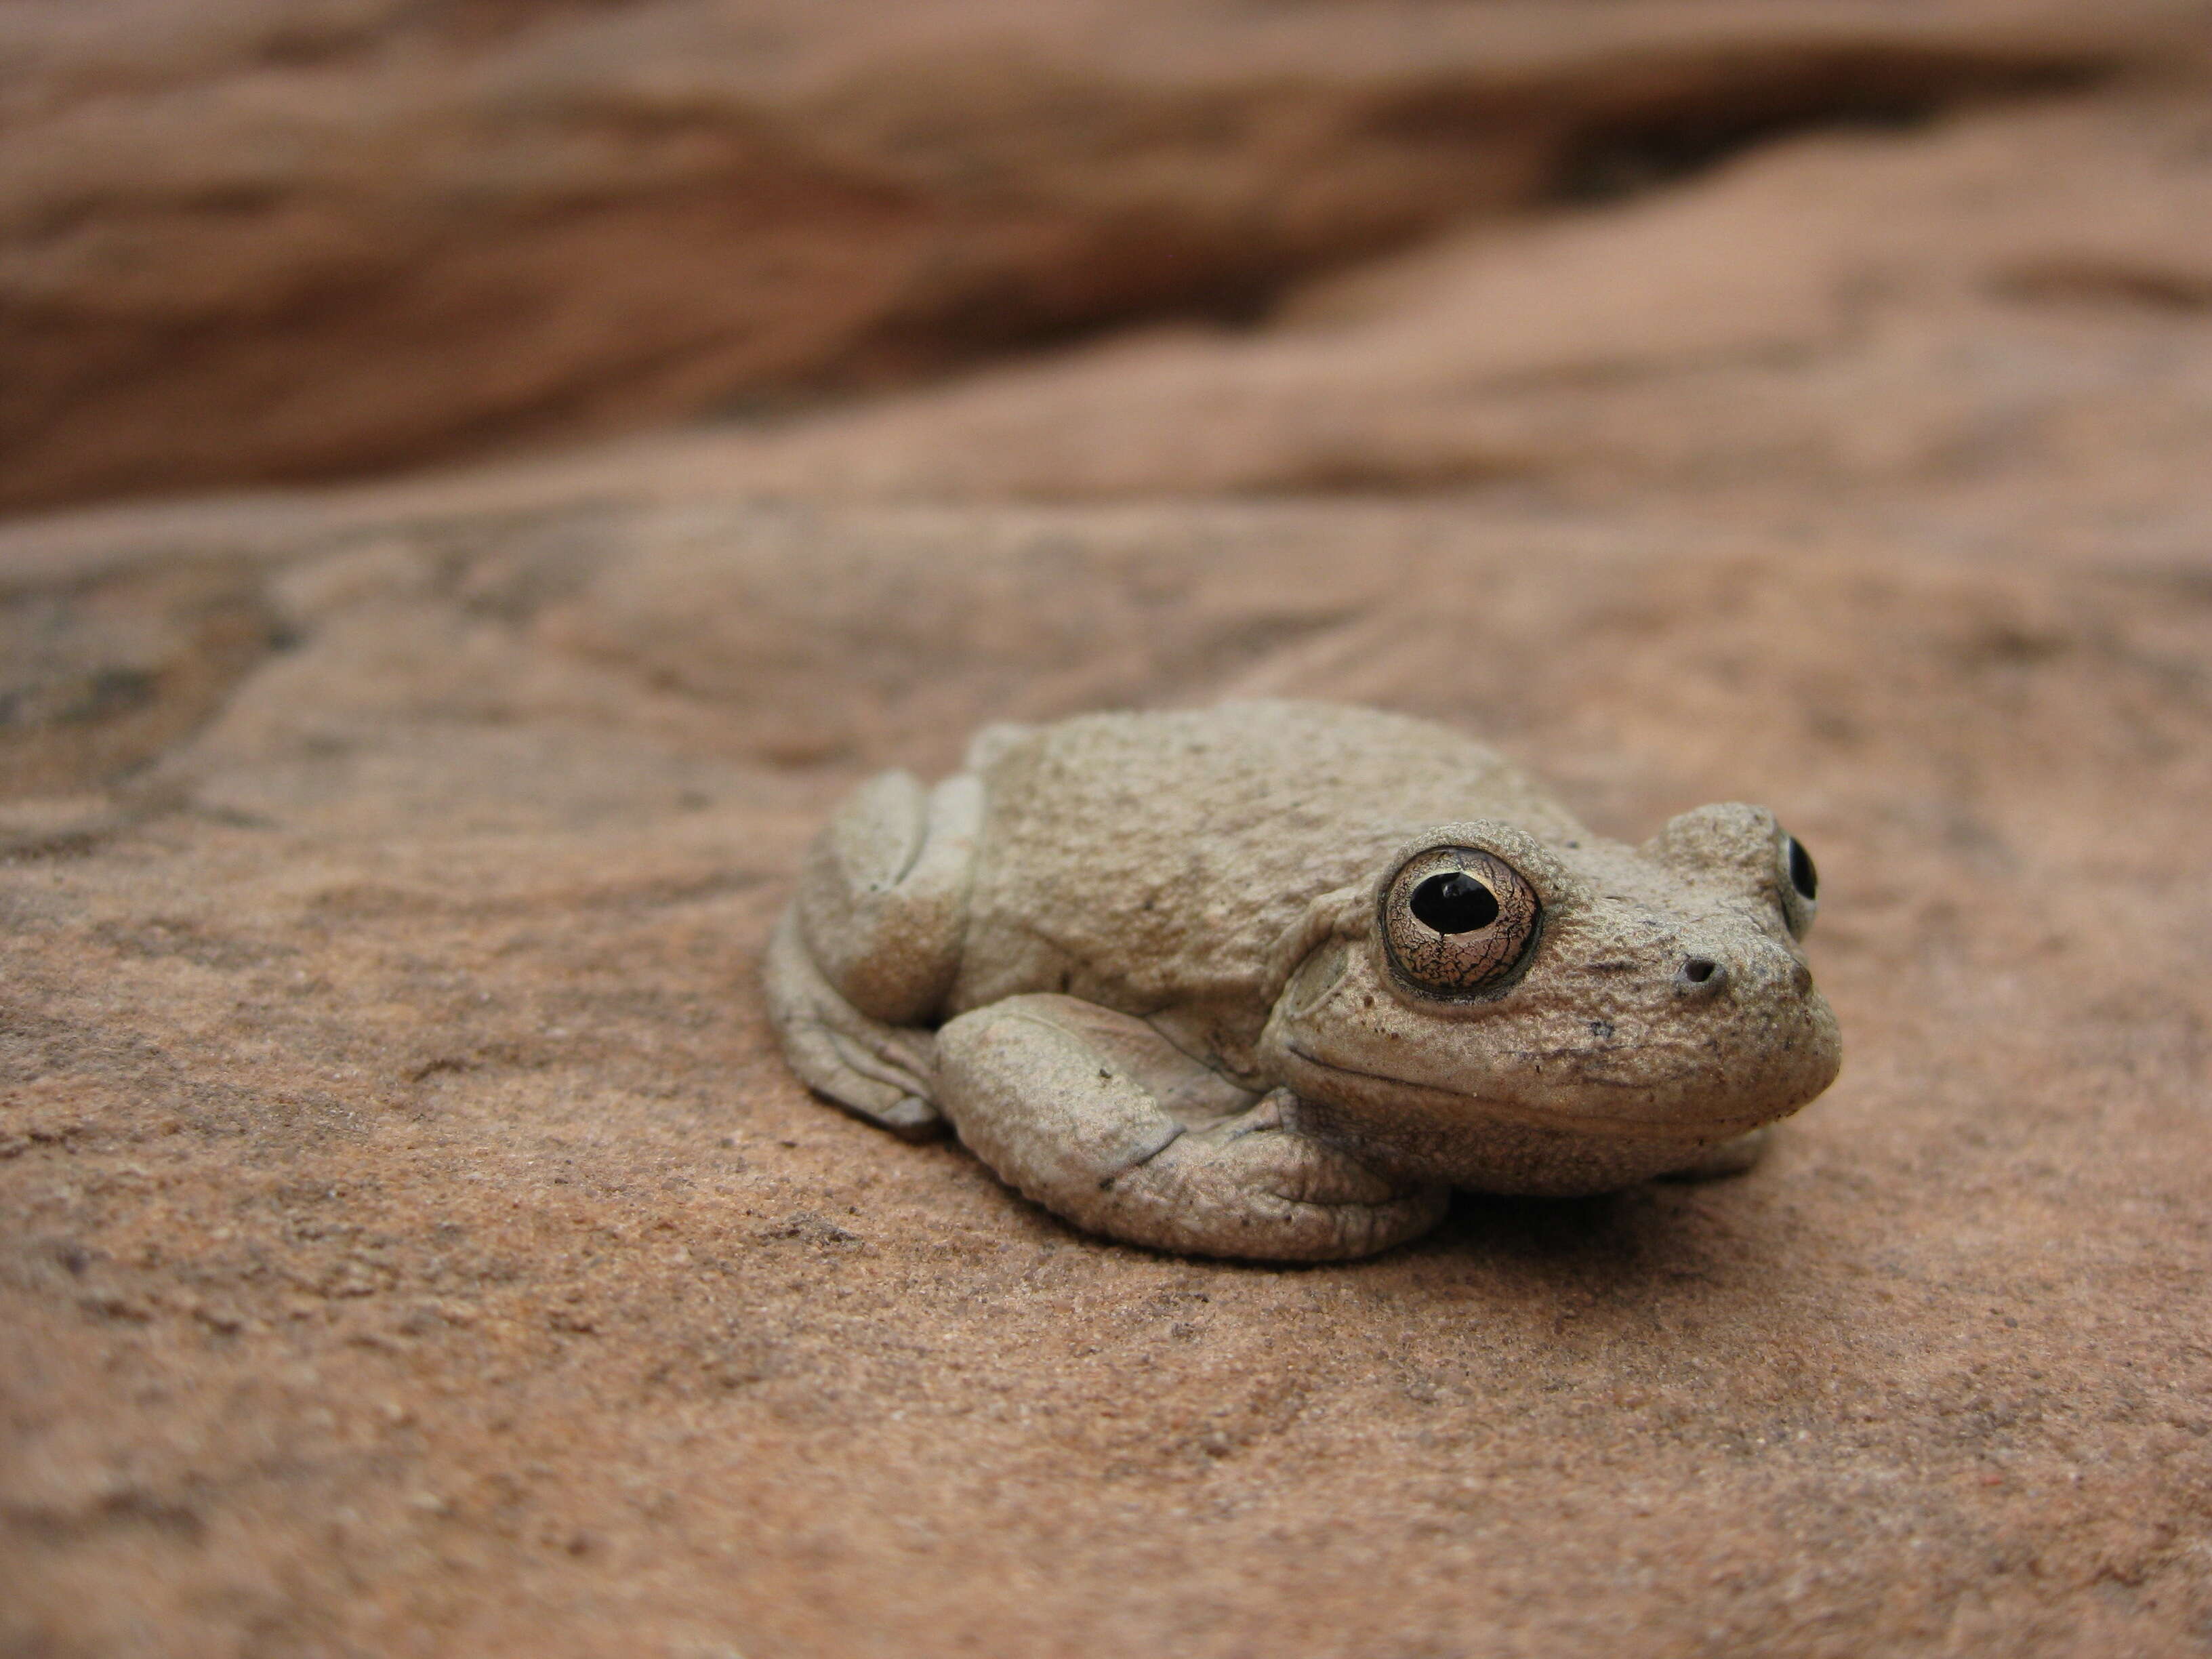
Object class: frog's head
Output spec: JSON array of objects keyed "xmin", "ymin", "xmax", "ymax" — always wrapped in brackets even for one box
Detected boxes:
[{"xmin": 1257, "ymin": 806, "xmax": 1841, "ymax": 1195}]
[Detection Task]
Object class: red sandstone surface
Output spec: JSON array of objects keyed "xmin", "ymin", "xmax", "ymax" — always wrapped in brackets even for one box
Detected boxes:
[{"xmin": 4, "ymin": 4, "xmax": 2212, "ymax": 1655}]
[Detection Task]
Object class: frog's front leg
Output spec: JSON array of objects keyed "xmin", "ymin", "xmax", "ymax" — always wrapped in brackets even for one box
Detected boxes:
[{"xmin": 934, "ymin": 995, "xmax": 1450, "ymax": 1261}]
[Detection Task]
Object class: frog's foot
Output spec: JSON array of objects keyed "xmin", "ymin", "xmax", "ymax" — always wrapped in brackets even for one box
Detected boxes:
[
  {"xmin": 934, "ymin": 994, "xmax": 1449, "ymax": 1261},
  {"xmin": 1655, "ymin": 1124, "xmax": 1774, "ymax": 1181},
  {"xmin": 761, "ymin": 907, "xmax": 943, "ymax": 1141}
]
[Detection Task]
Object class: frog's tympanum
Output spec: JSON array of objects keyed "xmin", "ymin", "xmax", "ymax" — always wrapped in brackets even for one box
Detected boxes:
[{"xmin": 764, "ymin": 702, "xmax": 1840, "ymax": 1261}]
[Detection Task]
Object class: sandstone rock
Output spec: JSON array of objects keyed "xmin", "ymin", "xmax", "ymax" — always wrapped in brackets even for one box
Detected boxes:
[
  {"xmin": 3, "ymin": 485, "xmax": 2210, "ymax": 1654},
  {"xmin": 481, "ymin": 90, "xmax": 2212, "ymax": 513},
  {"xmin": 2, "ymin": 0, "xmax": 2200, "ymax": 509},
  {"xmin": 5, "ymin": 10, "xmax": 2212, "ymax": 1653}
]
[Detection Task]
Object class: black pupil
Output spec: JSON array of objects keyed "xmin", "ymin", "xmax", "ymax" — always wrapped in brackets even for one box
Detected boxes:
[
  {"xmin": 1787, "ymin": 837, "xmax": 1818, "ymax": 901},
  {"xmin": 1410, "ymin": 872, "xmax": 1500, "ymax": 934}
]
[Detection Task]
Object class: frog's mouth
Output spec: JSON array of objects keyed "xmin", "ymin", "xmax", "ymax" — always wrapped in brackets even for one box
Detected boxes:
[{"xmin": 1280, "ymin": 1040, "xmax": 1761, "ymax": 1142}]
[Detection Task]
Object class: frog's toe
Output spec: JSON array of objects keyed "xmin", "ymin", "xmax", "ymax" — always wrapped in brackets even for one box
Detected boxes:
[
  {"xmin": 1654, "ymin": 1124, "xmax": 1774, "ymax": 1181},
  {"xmin": 1206, "ymin": 1097, "xmax": 1410, "ymax": 1207},
  {"xmin": 869, "ymin": 1092, "xmax": 945, "ymax": 1143},
  {"xmin": 1117, "ymin": 1129, "xmax": 1449, "ymax": 1261}
]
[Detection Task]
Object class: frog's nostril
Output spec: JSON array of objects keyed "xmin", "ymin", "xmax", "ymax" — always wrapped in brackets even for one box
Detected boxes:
[{"xmin": 1677, "ymin": 956, "xmax": 1725, "ymax": 992}]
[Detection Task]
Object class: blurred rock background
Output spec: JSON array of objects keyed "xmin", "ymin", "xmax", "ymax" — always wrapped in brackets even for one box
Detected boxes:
[
  {"xmin": 1, "ymin": 0, "xmax": 2204, "ymax": 511},
  {"xmin": 4, "ymin": 5, "xmax": 2212, "ymax": 1656}
]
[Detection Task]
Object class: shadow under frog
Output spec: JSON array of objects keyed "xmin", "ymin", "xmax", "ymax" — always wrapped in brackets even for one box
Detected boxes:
[{"xmin": 763, "ymin": 701, "xmax": 1840, "ymax": 1262}]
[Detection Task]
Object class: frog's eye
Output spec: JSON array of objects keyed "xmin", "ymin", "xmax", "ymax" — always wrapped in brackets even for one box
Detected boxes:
[
  {"xmin": 1382, "ymin": 847, "xmax": 1540, "ymax": 996},
  {"xmin": 1778, "ymin": 831, "xmax": 1818, "ymax": 938}
]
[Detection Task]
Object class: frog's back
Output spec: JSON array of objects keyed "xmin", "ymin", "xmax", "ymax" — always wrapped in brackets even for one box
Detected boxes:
[{"xmin": 947, "ymin": 701, "xmax": 1581, "ymax": 1021}]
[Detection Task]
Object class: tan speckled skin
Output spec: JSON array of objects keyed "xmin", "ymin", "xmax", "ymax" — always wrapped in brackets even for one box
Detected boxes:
[{"xmin": 764, "ymin": 701, "xmax": 1840, "ymax": 1258}]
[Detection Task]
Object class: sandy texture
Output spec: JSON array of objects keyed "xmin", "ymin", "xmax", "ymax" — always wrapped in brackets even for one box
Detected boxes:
[
  {"xmin": 5, "ymin": 11, "xmax": 2212, "ymax": 1656},
  {"xmin": 4, "ymin": 489, "xmax": 2211, "ymax": 1656},
  {"xmin": 4, "ymin": 0, "xmax": 2204, "ymax": 509}
]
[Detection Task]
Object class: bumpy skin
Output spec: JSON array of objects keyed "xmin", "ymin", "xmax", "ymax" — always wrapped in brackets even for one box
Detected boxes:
[{"xmin": 762, "ymin": 701, "xmax": 1841, "ymax": 1261}]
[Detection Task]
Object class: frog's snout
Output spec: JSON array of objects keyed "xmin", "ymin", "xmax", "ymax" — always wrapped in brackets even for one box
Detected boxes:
[{"xmin": 1668, "ymin": 940, "xmax": 1814, "ymax": 1002}]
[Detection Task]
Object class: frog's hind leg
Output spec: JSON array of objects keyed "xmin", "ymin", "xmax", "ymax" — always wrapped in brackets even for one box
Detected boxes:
[
  {"xmin": 761, "ymin": 769, "xmax": 983, "ymax": 1142},
  {"xmin": 934, "ymin": 994, "xmax": 1450, "ymax": 1261},
  {"xmin": 762, "ymin": 907, "xmax": 942, "ymax": 1139}
]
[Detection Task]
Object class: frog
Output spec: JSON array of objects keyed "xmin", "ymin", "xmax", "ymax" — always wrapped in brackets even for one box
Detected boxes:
[{"xmin": 762, "ymin": 701, "xmax": 1840, "ymax": 1261}]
